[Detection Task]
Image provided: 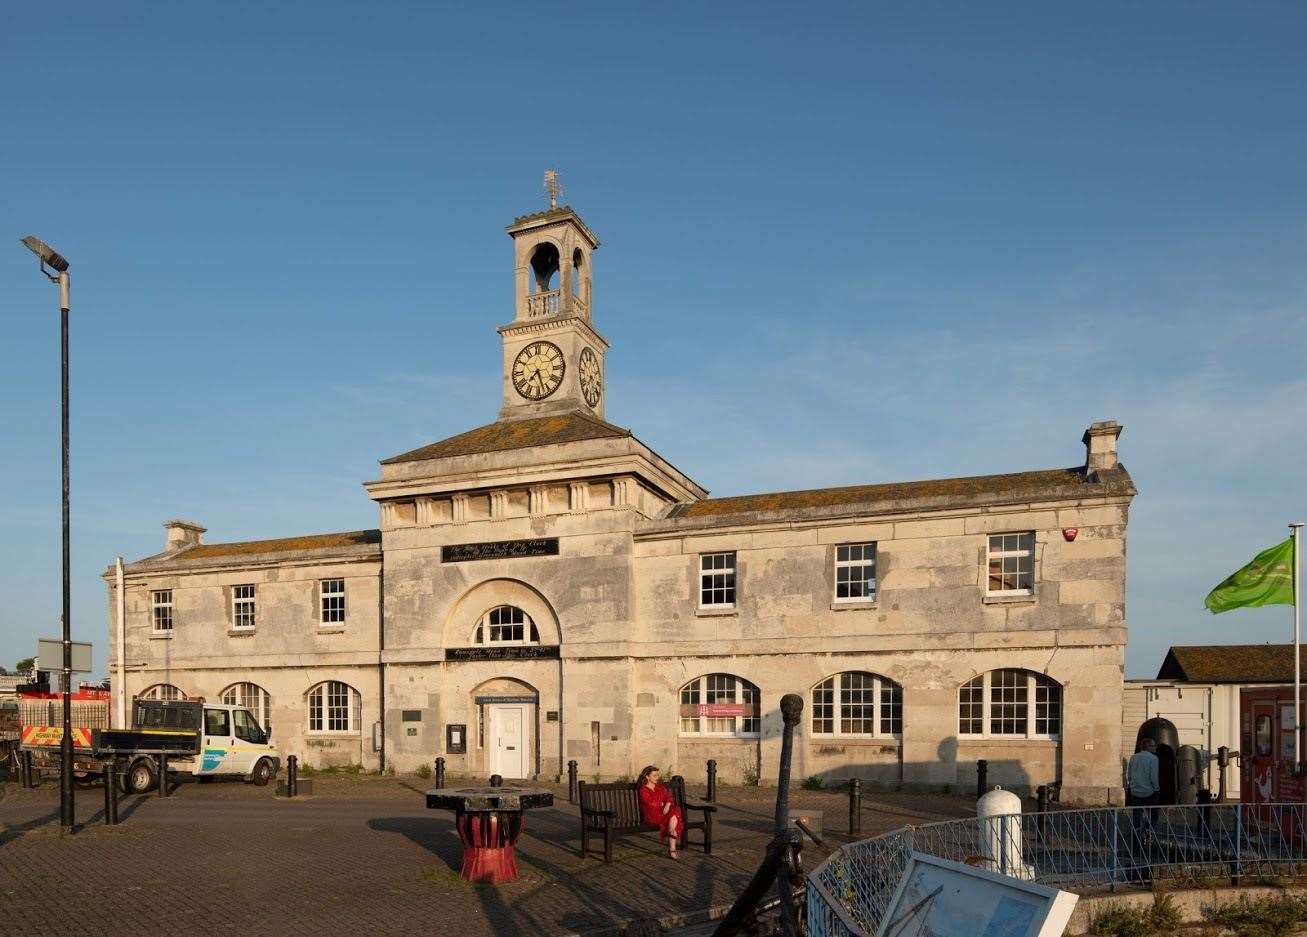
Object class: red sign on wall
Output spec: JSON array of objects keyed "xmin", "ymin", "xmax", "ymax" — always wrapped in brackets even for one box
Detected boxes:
[{"xmin": 679, "ymin": 703, "xmax": 755, "ymax": 718}]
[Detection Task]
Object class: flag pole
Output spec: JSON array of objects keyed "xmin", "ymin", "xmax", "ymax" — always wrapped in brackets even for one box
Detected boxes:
[{"xmin": 1294, "ymin": 522, "xmax": 1304, "ymax": 772}]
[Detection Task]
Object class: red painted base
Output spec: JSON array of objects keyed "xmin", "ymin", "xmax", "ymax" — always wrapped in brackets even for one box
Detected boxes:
[{"xmin": 456, "ymin": 810, "xmax": 525, "ymax": 883}]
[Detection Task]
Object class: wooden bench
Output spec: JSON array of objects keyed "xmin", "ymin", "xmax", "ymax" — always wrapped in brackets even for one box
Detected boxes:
[{"xmin": 578, "ymin": 776, "xmax": 715, "ymax": 862}]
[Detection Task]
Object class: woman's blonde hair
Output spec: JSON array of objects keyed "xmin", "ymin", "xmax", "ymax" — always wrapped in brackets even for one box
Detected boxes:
[{"xmin": 637, "ymin": 765, "xmax": 659, "ymax": 785}]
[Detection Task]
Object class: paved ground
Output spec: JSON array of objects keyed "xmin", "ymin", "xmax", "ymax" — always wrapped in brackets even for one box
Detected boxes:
[{"xmin": 0, "ymin": 774, "xmax": 971, "ymax": 936}]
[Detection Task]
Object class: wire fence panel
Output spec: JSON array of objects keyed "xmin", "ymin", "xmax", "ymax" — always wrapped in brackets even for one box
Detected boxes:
[{"xmin": 806, "ymin": 803, "xmax": 1307, "ymax": 937}]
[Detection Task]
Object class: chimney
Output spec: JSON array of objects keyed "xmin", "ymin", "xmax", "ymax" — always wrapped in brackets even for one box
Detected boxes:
[
  {"xmin": 1082, "ymin": 421, "xmax": 1122, "ymax": 474},
  {"xmin": 163, "ymin": 519, "xmax": 206, "ymax": 552}
]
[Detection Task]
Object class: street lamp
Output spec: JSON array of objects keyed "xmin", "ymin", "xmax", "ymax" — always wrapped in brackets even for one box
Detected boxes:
[{"xmin": 21, "ymin": 234, "xmax": 74, "ymax": 833}]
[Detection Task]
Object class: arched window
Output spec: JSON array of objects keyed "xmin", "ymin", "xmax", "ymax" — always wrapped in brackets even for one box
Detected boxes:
[
  {"xmin": 221, "ymin": 682, "xmax": 273, "ymax": 736},
  {"xmin": 306, "ymin": 681, "xmax": 361, "ymax": 734},
  {"xmin": 473, "ymin": 606, "xmax": 539, "ymax": 646},
  {"xmin": 679, "ymin": 674, "xmax": 760, "ymax": 737},
  {"xmin": 811, "ymin": 672, "xmax": 902, "ymax": 738},
  {"xmin": 959, "ymin": 669, "xmax": 1061, "ymax": 739},
  {"xmin": 529, "ymin": 242, "xmax": 560, "ymax": 294},
  {"xmin": 571, "ymin": 248, "xmax": 584, "ymax": 297},
  {"xmin": 139, "ymin": 683, "xmax": 186, "ymax": 701}
]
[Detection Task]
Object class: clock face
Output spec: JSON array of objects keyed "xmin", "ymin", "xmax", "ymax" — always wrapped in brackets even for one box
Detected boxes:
[
  {"xmin": 579, "ymin": 347, "xmax": 602, "ymax": 408},
  {"xmin": 512, "ymin": 341, "xmax": 565, "ymax": 400}
]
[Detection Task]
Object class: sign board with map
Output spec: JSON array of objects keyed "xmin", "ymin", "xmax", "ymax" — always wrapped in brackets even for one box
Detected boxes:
[{"xmin": 876, "ymin": 853, "xmax": 1077, "ymax": 937}]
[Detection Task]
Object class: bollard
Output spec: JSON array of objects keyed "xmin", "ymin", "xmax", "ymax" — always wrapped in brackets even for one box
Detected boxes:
[
  {"xmin": 103, "ymin": 760, "xmax": 119, "ymax": 826},
  {"xmin": 706, "ymin": 759, "xmax": 718, "ymax": 802},
  {"xmin": 287, "ymin": 755, "xmax": 298, "ymax": 797},
  {"xmin": 1036, "ymin": 785, "xmax": 1049, "ymax": 838},
  {"xmin": 848, "ymin": 778, "xmax": 862, "ymax": 835},
  {"xmin": 567, "ymin": 760, "xmax": 579, "ymax": 803},
  {"xmin": 434, "ymin": 757, "xmax": 445, "ymax": 789},
  {"xmin": 489, "ymin": 773, "xmax": 504, "ymax": 788},
  {"xmin": 1217, "ymin": 746, "xmax": 1230, "ymax": 802},
  {"xmin": 23, "ymin": 750, "xmax": 35, "ymax": 789},
  {"xmin": 158, "ymin": 754, "xmax": 169, "ymax": 797},
  {"xmin": 976, "ymin": 759, "xmax": 989, "ymax": 798}
]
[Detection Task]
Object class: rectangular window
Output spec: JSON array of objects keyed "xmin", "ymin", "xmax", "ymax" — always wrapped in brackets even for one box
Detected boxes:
[
  {"xmin": 151, "ymin": 590, "xmax": 173, "ymax": 632},
  {"xmin": 204, "ymin": 708, "xmax": 230, "ymax": 737},
  {"xmin": 989, "ymin": 669, "xmax": 1029, "ymax": 735},
  {"xmin": 232, "ymin": 584, "xmax": 256, "ymax": 629},
  {"xmin": 1034, "ymin": 680, "xmax": 1061, "ymax": 737},
  {"xmin": 320, "ymin": 579, "xmax": 345, "ymax": 624},
  {"xmin": 834, "ymin": 543, "xmax": 877, "ymax": 601},
  {"xmin": 327, "ymin": 682, "xmax": 350, "ymax": 732},
  {"xmin": 987, "ymin": 532, "xmax": 1035, "ymax": 595},
  {"xmin": 699, "ymin": 552, "xmax": 736, "ymax": 608},
  {"xmin": 839, "ymin": 671, "xmax": 876, "ymax": 735}
]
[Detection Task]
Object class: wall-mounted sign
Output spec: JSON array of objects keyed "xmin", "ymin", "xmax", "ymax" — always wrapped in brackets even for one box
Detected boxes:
[
  {"xmin": 446, "ymin": 724, "xmax": 467, "ymax": 754},
  {"xmin": 679, "ymin": 703, "xmax": 758, "ymax": 718},
  {"xmin": 475, "ymin": 695, "xmax": 539, "ymax": 705},
  {"xmin": 441, "ymin": 537, "xmax": 559, "ymax": 563},
  {"xmin": 446, "ymin": 645, "xmax": 561, "ymax": 662}
]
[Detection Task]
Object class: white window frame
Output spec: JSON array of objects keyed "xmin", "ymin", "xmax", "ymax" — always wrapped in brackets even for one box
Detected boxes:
[
  {"xmin": 958, "ymin": 669, "xmax": 1062, "ymax": 740},
  {"xmin": 231, "ymin": 584, "xmax": 257, "ymax": 630},
  {"xmin": 810, "ymin": 672, "xmax": 902, "ymax": 739},
  {"xmin": 320, "ymin": 578, "xmax": 346, "ymax": 625},
  {"xmin": 699, "ymin": 552, "xmax": 737, "ymax": 609},
  {"xmin": 986, "ymin": 532, "xmax": 1035, "ymax": 596},
  {"xmin": 834, "ymin": 543, "xmax": 877, "ymax": 603},
  {"xmin": 306, "ymin": 681, "xmax": 360, "ymax": 734},
  {"xmin": 151, "ymin": 590, "xmax": 174, "ymax": 632},
  {"xmin": 679, "ymin": 674, "xmax": 760, "ymax": 738},
  {"xmin": 140, "ymin": 683, "xmax": 185, "ymax": 701},
  {"xmin": 472, "ymin": 605, "xmax": 539, "ymax": 646},
  {"xmin": 221, "ymin": 682, "xmax": 272, "ymax": 736}
]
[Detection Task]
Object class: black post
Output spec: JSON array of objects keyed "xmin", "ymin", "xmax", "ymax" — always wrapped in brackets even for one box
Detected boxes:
[
  {"xmin": 22, "ymin": 750, "xmax": 34, "ymax": 788},
  {"xmin": 158, "ymin": 754, "xmax": 168, "ymax": 797},
  {"xmin": 706, "ymin": 759, "xmax": 718, "ymax": 802},
  {"xmin": 103, "ymin": 761, "xmax": 118, "ymax": 825},
  {"xmin": 59, "ymin": 302, "xmax": 74, "ymax": 834},
  {"xmin": 489, "ymin": 773, "xmax": 503, "ymax": 788},
  {"xmin": 567, "ymin": 759, "xmax": 579, "ymax": 803},
  {"xmin": 434, "ymin": 756, "xmax": 445, "ymax": 789},
  {"xmin": 287, "ymin": 755, "xmax": 298, "ymax": 797},
  {"xmin": 774, "ymin": 694, "xmax": 803, "ymax": 937},
  {"xmin": 977, "ymin": 759, "xmax": 989, "ymax": 798},
  {"xmin": 1036, "ymin": 784, "xmax": 1049, "ymax": 837},
  {"xmin": 848, "ymin": 777, "xmax": 862, "ymax": 835},
  {"xmin": 1217, "ymin": 746, "xmax": 1229, "ymax": 802}
]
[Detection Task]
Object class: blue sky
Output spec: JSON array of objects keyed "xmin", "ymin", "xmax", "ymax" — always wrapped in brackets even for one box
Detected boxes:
[{"xmin": 2, "ymin": 2, "xmax": 1304, "ymax": 678}]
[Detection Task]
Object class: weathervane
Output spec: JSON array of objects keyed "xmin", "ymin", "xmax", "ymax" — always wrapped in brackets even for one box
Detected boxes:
[{"xmin": 544, "ymin": 169, "xmax": 562, "ymax": 209}]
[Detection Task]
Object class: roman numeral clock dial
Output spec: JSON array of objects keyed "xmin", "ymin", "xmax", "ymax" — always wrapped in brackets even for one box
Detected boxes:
[
  {"xmin": 579, "ymin": 346, "xmax": 602, "ymax": 408},
  {"xmin": 512, "ymin": 341, "xmax": 565, "ymax": 400}
]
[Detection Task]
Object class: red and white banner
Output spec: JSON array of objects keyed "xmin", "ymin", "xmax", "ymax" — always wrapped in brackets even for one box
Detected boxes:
[{"xmin": 679, "ymin": 703, "xmax": 756, "ymax": 718}]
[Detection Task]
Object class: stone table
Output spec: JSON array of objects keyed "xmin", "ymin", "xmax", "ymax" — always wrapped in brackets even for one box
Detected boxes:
[{"xmin": 425, "ymin": 783, "xmax": 554, "ymax": 883}]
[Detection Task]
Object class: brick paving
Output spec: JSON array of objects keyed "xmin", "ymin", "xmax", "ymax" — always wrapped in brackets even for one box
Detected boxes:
[{"xmin": 0, "ymin": 775, "xmax": 971, "ymax": 936}]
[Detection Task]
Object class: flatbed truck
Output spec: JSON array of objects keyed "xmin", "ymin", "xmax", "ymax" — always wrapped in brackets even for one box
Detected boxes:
[{"xmin": 19, "ymin": 698, "xmax": 279, "ymax": 794}]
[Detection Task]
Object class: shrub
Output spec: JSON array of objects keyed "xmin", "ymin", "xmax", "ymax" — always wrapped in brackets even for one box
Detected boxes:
[
  {"xmin": 1205, "ymin": 893, "xmax": 1307, "ymax": 937},
  {"xmin": 801, "ymin": 775, "xmax": 825, "ymax": 791},
  {"xmin": 415, "ymin": 763, "xmax": 432, "ymax": 780},
  {"xmin": 1088, "ymin": 893, "xmax": 1182, "ymax": 937}
]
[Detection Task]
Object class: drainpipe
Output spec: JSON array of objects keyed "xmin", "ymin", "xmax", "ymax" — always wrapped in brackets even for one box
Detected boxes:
[
  {"xmin": 116, "ymin": 557, "xmax": 126, "ymax": 729},
  {"xmin": 557, "ymin": 653, "xmax": 565, "ymax": 782},
  {"xmin": 377, "ymin": 560, "xmax": 385, "ymax": 774}
]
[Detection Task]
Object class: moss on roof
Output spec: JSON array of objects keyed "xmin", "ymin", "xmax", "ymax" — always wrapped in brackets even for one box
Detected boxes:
[
  {"xmin": 177, "ymin": 529, "xmax": 381, "ymax": 560},
  {"xmin": 1157, "ymin": 644, "xmax": 1298, "ymax": 684},
  {"xmin": 381, "ymin": 412, "xmax": 630, "ymax": 464},
  {"xmin": 672, "ymin": 466, "xmax": 1129, "ymax": 519}
]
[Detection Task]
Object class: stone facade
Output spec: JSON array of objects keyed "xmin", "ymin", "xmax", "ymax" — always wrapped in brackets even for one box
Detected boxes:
[{"xmin": 106, "ymin": 199, "xmax": 1135, "ymax": 803}]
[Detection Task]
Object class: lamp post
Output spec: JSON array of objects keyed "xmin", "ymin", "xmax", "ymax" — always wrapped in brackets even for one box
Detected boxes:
[{"xmin": 21, "ymin": 234, "xmax": 74, "ymax": 833}]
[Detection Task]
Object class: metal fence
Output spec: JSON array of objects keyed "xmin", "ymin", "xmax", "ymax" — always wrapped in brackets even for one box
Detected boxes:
[{"xmin": 807, "ymin": 803, "xmax": 1307, "ymax": 936}]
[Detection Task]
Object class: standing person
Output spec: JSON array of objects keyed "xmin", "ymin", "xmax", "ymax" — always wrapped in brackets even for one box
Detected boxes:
[
  {"xmin": 1127, "ymin": 738, "xmax": 1162, "ymax": 837},
  {"xmin": 637, "ymin": 765, "xmax": 684, "ymax": 859}
]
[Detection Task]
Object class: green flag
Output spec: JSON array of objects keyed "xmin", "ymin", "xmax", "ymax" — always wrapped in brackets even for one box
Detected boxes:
[{"xmin": 1205, "ymin": 537, "xmax": 1296, "ymax": 613}]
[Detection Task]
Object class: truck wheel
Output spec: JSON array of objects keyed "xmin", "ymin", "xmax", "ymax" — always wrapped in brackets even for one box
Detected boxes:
[
  {"xmin": 124, "ymin": 759, "xmax": 157, "ymax": 794},
  {"xmin": 250, "ymin": 758, "xmax": 274, "ymax": 787}
]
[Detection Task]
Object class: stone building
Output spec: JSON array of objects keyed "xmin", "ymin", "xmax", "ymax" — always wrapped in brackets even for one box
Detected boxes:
[{"xmin": 106, "ymin": 197, "xmax": 1135, "ymax": 802}]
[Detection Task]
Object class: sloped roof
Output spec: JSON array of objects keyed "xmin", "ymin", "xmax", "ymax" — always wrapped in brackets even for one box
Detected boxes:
[
  {"xmin": 1157, "ymin": 645, "xmax": 1299, "ymax": 684},
  {"xmin": 174, "ymin": 529, "xmax": 381, "ymax": 561},
  {"xmin": 381, "ymin": 412, "xmax": 631, "ymax": 464},
  {"xmin": 670, "ymin": 465, "xmax": 1133, "ymax": 520}
]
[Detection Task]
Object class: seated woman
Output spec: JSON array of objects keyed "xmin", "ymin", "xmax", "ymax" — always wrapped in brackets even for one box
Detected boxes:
[{"xmin": 637, "ymin": 765, "xmax": 685, "ymax": 858}]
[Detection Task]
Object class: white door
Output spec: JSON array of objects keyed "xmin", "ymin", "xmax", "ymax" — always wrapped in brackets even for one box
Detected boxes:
[{"xmin": 489, "ymin": 705, "xmax": 529, "ymax": 779}]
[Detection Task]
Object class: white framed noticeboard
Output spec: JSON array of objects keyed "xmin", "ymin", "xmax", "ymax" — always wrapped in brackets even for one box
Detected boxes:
[{"xmin": 876, "ymin": 852, "xmax": 1077, "ymax": 937}]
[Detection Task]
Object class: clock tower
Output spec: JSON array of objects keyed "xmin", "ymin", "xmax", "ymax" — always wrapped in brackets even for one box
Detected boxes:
[{"xmin": 498, "ymin": 177, "xmax": 608, "ymax": 421}]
